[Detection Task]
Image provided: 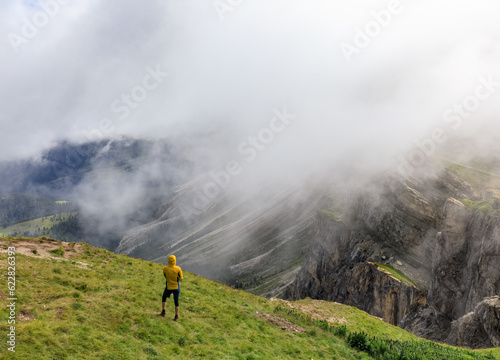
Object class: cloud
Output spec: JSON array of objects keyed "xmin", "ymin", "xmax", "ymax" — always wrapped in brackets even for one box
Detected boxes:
[{"xmin": 0, "ymin": 0, "xmax": 499, "ymax": 184}]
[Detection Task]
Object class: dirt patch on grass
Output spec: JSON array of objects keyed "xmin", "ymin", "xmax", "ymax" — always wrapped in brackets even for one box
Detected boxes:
[
  {"xmin": 0, "ymin": 237, "xmax": 90, "ymax": 269},
  {"xmin": 270, "ymin": 298, "xmax": 349, "ymax": 325},
  {"xmin": 255, "ymin": 312, "xmax": 306, "ymax": 333},
  {"xmin": 19, "ymin": 309, "xmax": 35, "ymax": 322},
  {"xmin": 45, "ymin": 295, "xmax": 63, "ymax": 302},
  {"xmin": 55, "ymin": 307, "xmax": 67, "ymax": 319}
]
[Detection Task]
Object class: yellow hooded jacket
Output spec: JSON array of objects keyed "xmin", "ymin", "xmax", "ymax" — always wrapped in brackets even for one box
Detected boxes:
[{"xmin": 163, "ymin": 255, "xmax": 183, "ymax": 290}]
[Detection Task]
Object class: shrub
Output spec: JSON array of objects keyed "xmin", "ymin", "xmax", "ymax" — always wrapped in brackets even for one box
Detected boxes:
[
  {"xmin": 50, "ymin": 247, "xmax": 65, "ymax": 257},
  {"xmin": 333, "ymin": 325, "xmax": 347, "ymax": 337},
  {"xmin": 178, "ymin": 337, "xmax": 186, "ymax": 347},
  {"xmin": 346, "ymin": 332, "xmax": 370, "ymax": 353}
]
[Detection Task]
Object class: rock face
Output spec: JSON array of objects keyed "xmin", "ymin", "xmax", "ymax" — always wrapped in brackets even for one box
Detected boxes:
[
  {"xmin": 284, "ymin": 211, "xmax": 426, "ymax": 326},
  {"xmin": 345, "ymin": 262, "xmax": 427, "ymax": 326},
  {"xmin": 285, "ymin": 167, "xmax": 500, "ymax": 347},
  {"xmin": 405, "ymin": 199, "xmax": 500, "ymax": 344},
  {"xmin": 446, "ymin": 296, "xmax": 500, "ymax": 349}
]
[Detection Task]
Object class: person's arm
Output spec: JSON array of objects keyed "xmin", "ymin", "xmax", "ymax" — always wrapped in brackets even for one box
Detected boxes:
[{"xmin": 177, "ymin": 268, "xmax": 183, "ymax": 282}]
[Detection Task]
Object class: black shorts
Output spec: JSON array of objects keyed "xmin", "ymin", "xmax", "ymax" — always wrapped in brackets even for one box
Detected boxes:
[{"xmin": 162, "ymin": 287, "xmax": 180, "ymax": 306}]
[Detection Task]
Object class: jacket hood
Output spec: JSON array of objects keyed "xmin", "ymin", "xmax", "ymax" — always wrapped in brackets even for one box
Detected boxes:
[{"xmin": 168, "ymin": 255, "xmax": 176, "ymax": 266}]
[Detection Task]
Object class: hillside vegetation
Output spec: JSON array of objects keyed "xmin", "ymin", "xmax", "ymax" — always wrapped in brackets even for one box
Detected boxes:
[
  {"xmin": 0, "ymin": 237, "xmax": 498, "ymax": 360},
  {"xmin": 0, "ymin": 213, "xmax": 78, "ymax": 239},
  {"xmin": 0, "ymin": 194, "xmax": 75, "ymax": 228}
]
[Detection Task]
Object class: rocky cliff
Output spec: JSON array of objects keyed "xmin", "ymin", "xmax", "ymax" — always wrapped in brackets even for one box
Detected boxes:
[
  {"xmin": 283, "ymin": 209, "xmax": 427, "ymax": 326},
  {"xmin": 403, "ymin": 197, "xmax": 500, "ymax": 346},
  {"xmin": 285, "ymin": 165, "xmax": 500, "ymax": 348},
  {"xmin": 116, "ymin": 156, "xmax": 500, "ymax": 348},
  {"xmin": 446, "ymin": 296, "xmax": 500, "ymax": 349}
]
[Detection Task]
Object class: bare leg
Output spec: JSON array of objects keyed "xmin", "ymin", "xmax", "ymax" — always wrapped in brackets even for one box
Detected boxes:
[
  {"xmin": 162, "ymin": 302, "xmax": 166, "ymax": 311},
  {"xmin": 175, "ymin": 306, "xmax": 179, "ymax": 316}
]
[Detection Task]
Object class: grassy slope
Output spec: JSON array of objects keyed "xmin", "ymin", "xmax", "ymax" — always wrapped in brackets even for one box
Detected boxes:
[
  {"xmin": 0, "ymin": 237, "xmax": 370, "ymax": 360},
  {"xmin": 274, "ymin": 298, "xmax": 418, "ymax": 342},
  {"xmin": 317, "ymin": 209, "xmax": 343, "ymax": 222},
  {"xmin": 460, "ymin": 199, "xmax": 500, "ymax": 215},
  {"xmin": 0, "ymin": 237, "xmax": 498, "ymax": 360},
  {"xmin": 371, "ymin": 262, "xmax": 418, "ymax": 287},
  {"xmin": 439, "ymin": 158, "xmax": 500, "ymax": 194},
  {"xmin": 0, "ymin": 213, "xmax": 77, "ymax": 237}
]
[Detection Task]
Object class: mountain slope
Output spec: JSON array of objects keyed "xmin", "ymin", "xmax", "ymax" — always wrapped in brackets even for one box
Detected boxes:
[
  {"xmin": 0, "ymin": 237, "xmax": 366, "ymax": 360},
  {"xmin": 0, "ymin": 193, "xmax": 75, "ymax": 228},
  {"xmin": 1, "ymin": 237, "xmax": 497, "ymax": 360},
  {"xmin": 0, "ymin": 212, "xmax": 77, "ymax": 238},
  {"xmin": 117, "ymin": 183, "xmax": 323, "ymax": 296},
  {"xmin": 285, "ymin": 160, "xmax": 500, "ymax": 348},
  {"xmin": 0, "ymin": 137, "xmax": 190, "ymax": 249}
]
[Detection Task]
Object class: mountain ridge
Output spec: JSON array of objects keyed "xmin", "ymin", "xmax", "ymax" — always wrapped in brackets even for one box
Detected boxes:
[
  {"xmin": 284, "ymin": 162, "xmax": 500, "ymax": 348},
  {"xmin": 2, "ymin": 138, "xmax": 500, "ymax": 350}
]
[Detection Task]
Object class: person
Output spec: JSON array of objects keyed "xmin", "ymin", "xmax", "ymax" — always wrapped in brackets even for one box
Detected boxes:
[{"xmin": 160, "ymin": 255, "xmax": 183, "ymax": 321}]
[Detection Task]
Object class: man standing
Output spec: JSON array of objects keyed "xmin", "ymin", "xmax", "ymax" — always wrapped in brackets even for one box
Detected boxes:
[{"xmin": 160, "ymin": 255, "xmax": 183, "ymax": 321}]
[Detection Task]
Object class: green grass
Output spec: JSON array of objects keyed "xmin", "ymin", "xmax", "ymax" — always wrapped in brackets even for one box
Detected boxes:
[
  {"xmin": 0, "ymin": 213, "xmax": 77, "ymax": 237},
  {"xmin": 440, "ymin": 157, "xmax": 500, "ymax": 216},
  {"xmin": 318, "ymin": 209, "xmax": 343, "ymax": 222},
  {"xmin": 461, "ymin": 199, "xmax": 500, "ymax": 216},
  {"xmin": 0, "ymin": 237, "xmax": 369, "ymax": 360},
  {"xmin": 276, "ymin": 298, "xmax": 418, "ymax": 341},
  {"xmin": 479, "ymin": 349, "xmax": 500, "ymax": 359},
  {"xmin": 439, "ymin": 157, "xmax": 500, "ymax": 194},
  {"xmin": 274, "ymin": 303, "xmax": 498, "ymax": 360},
  {"xmin": 0, "ymin": 237, "xmax": 497, "ymax": 360},
  {"xmin": 49, "ymin": 246, "xmax": 65, "ymax": 257},
  {"xmin": 372, "ymin": 262, "xmax": 417, "ymax": 287}
]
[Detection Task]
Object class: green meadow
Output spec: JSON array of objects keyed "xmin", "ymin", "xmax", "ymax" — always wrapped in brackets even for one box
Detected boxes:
[
  {"xmin": 0, "ymin": 213, "xmax": 77, "ymax": 238},
  {"xmin": 0, "ymin": 237, "xmax": 497, "ymax": 360}
]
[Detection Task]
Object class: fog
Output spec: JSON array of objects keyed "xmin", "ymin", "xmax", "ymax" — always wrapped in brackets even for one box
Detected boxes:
[{"xmin": 1, "ymin": 0, "xmax": 500, "ymax": 220}]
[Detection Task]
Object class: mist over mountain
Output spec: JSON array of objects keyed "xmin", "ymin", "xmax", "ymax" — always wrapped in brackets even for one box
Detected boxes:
[
  {"xmin": 3, "ymin": 132, "xmax": 500, "ymax": 349},
  {"xmin": 2, "ymin": 0, "xmax": 500, "ymax": 179},
  {"xmin": 0, "ymin": 137, "xmax": 192, "ymax": 247}
]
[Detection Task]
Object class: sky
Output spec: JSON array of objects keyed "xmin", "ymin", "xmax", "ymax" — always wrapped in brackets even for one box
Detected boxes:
[{"xmin": 1, "ymin": 0, "xmax": 500, "ymax": 179}]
